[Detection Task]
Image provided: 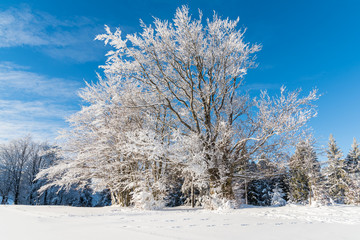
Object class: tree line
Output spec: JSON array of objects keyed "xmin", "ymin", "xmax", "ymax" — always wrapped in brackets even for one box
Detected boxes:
[{"xmin": 1, "ymin": 134, "xmax": 359, "ymax": 208}]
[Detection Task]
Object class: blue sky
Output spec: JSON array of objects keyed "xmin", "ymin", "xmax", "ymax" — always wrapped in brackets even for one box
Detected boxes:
[{"xmin": 0, "ymin": 0, "xmax": 359, "ymax": 157}]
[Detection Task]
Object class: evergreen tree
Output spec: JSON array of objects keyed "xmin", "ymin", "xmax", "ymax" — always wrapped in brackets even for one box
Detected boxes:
[
  {"xmin": 247, "ymin": 155, "xmax": 288, "ymax": 206},
  {"xmin": 344, "ymin": 138, "xmax": 360, "ymax": 174},
  {"xmin": 289, "ymin": 139, "xmax": 320, "ymax": 204},
  {"xmin": 248, "ymin": 178, "xmax": 272, "ymax": 206},
  {"xmin": 271, "ymin": 183, "xmax": 286, "ymax": 206},
  {"xmin": 344, "ymin": 138, "xmax": 360, "ymax": 204},
  {"xmin": 324, "ymin": 134, "xmax": 349, "ymax": 204}
]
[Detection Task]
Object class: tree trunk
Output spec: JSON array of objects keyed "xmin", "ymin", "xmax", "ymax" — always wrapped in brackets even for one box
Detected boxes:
[
  {"xmin": 14, "ymin": 185, "xmax": 20, "ymax": 205},
  {"xmin": 43, "ymin": 190, "xmax": 48, "ymax": 205},
  {"xmin": 191, "ymin": 181, "xmax": 195, "ymax": 208},
  {"xmin": 244, "ymin": 179, "xmax": 248, "ymax": 205},
  {"xmin": 221, "ymin": 175, "xmax": 235, "ymax": 200},
  {"xmin": 1, "ymin": 195, "xmax": 8, "ymax": 204}
]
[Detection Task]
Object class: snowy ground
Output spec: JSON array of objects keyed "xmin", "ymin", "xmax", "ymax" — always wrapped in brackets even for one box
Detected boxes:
[{"xmin": 1, "ymin": 205, "xmax": 360, "ymax": 240}]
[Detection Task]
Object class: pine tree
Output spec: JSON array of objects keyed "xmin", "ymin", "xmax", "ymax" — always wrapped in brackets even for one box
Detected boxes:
[
  {"xmin": 271, "ymin": 183, "xmax": 286, "ymax": 206},
  {"xmin": 324, "ymin": 134, "xmax": 349, "ymax": 204},
  {"xmin": 344, "ymin": 138, "xmax": 360, "ymax": 174},
  {"xmin": 289, "ymin": 139, "xmax": 320, "ymax": 204},
  {"xmin": 344, "ymin": 138, "xmax": 360, "ymax": 204},
  {"xmin": 248, "ymin": 178, "xmax": 272, "ymax": 206}
]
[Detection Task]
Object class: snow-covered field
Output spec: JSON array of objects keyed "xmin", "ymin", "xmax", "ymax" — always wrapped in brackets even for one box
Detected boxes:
[{"xmin": 1, "ymin": 205, "xmax": 360, "ymax": 240}]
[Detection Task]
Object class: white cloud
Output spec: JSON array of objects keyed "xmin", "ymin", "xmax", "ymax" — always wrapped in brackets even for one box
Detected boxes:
[
  {"xmin": 0, "ymin": 7, "xmax": 104, "ymax": 62},
  {"xmin": 0, "ymin": 99, "xmax": 76, "ymax": 144},
  {"xmin": 0, "ymin": 62, "xmax": 82, "ymax": 99},
  {"xmin": 0, "ymin": 62, "xmax": 81, "ymax": 143},
  {"xmin": 0, "ymin": 99, "xmax": 74, "ymax": 119},
  {"xmin": 0, "ymin": 119, "xmax": 65, "ymax": 144}
]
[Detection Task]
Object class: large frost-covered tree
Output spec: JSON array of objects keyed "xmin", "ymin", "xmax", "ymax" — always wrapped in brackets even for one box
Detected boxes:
[{"xmin": 38, "ymin": 6, "xmax": 318, "ymax": 209}]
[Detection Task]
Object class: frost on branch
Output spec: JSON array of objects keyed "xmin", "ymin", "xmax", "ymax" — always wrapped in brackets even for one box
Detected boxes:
[{"xmin": 38, "ymin": 6, "xmax": 318, "ymax": 209}]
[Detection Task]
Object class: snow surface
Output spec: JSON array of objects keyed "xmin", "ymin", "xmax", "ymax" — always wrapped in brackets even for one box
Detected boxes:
[{"xmin": 1, "ymin": 205, "xmax": 360, "ymax": 240}]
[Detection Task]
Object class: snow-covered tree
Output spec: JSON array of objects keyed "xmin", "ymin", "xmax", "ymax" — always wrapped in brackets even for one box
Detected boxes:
[
  {"xmin": 0, "ymin": 136, "xmax": 56, "ymax": 204},
  {"xmin": 289, "ymin": 139, "xmax": 320, "ymax": 204},
  {"xmin": 271, "ymin": 183, "xmax": 286, "ymax": 206},
  {"xmin": 36, "ymin": 77, "xmax": 173, "ymax": 208},
  {"xmin": 324, "ymin": 134, "xmax": 349, "ymax": 204},
  {"xmin": 245, "ymin": 155, "xmax": 287, "ymax": 206},
  {"xmin": 248, "ymin": 178, "xmax": 272, "ymax": 206},
  {"xmin": 344, "ymin": 138, "xmax": 360, "ymax": 174},
  {"xmin": 344, "ymin": 138, "xmax": 360, "ymax": 204},
  {"xmin": 38, "ymin": 6, "xmax": 318, "ymax": 209},
  {"xmin": 0, "ymin": 136, "xmax": 36, "ymax": 204}
]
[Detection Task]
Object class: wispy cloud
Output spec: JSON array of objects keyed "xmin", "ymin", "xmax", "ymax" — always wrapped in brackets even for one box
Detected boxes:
[
  {"xmin": 0, "ymin": 100, "xmax": 75, "ymax": 143},
  {"xmin": 0, "ymin": 62, "xmax": 81, "ymax": 143},
  {"xmin": 0, "ymin": 63, "xmax": 81, "ymax": 99},
  {"xmin": 0, "ymin": 6, "xmax": 104, "ymax": 62}
]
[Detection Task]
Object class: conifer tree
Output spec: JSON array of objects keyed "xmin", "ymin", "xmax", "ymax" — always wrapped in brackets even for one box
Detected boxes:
[
  {"xmin": 271, "ymin": 183, "xmax": 286, "ymax": 206},
  {"xmin": 289, "ymin": 139, "xmax": 320, "ymax": 204},
  {"xmin": 344, "ymin": 138, "xmax": 360, "ymax": 204},
  {"xmin": 324, "ymin": 134, "xmax": 349, "ymax": 204},
  {"xmin": 344, "ymin": 138, "xmax": 360, "ymax": 174}
]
